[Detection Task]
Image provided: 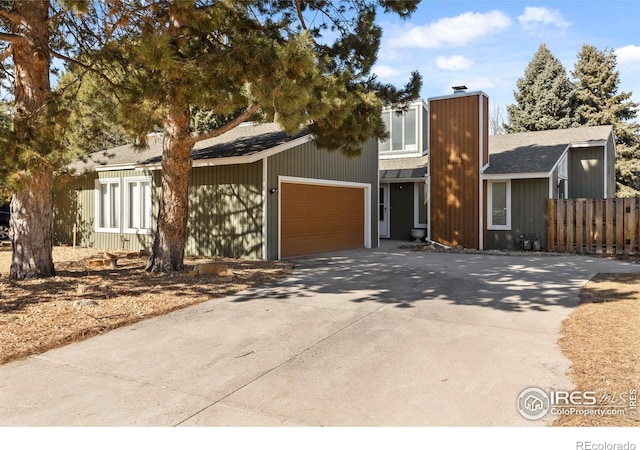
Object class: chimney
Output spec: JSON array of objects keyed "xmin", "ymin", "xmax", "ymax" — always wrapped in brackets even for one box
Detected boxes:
[{"xmin": 452, "ymin": 85, "xmax": 468, "ymax": 94}]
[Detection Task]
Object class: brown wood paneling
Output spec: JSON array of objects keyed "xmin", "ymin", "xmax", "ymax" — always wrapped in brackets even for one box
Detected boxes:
[
  {"xmin": 280, "ymin": 182, "xmax": 364, "ymax": 258},
  {"xmin": 429, "ymin": 93, "xmax": 481, "ymax": 248}
]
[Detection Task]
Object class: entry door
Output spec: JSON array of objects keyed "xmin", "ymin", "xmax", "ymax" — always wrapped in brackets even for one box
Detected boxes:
[{"xmin": 379, "ymin": 184, "xmax": 390, "ymax": 238}]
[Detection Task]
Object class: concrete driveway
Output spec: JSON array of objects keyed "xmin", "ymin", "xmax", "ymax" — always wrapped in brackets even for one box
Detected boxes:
[{"xmin": 1, "ymin": 242, "xmax": 638, "ymax": 426}]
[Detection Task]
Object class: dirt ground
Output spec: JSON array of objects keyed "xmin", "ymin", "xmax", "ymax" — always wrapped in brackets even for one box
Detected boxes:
[
  {"xmin": 556, "ymin": 272, "xmax": 640, "ymax": 427},
  {"xmin": 0, "ymin": 246, "xmax": 292, "ymax": 365}
]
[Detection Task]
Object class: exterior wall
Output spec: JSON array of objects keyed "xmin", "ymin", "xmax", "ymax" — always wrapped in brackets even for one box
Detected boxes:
[
  {"xmin": 388, "ymin": 182, "xmax": 415, "ymax": 240},
  {"xmin": 568, "ymin": 146, "xmax": 605, "ymax": 198},
  {"xmin": 486, "ymin": 178, "xmax": 549, "ymax": 250},
  {"xmin": 53, "ymin": 169, "xmax": 159, "ymax": 251},
  {"xmin": 266, "ymin": 138, "xmax": 379, "ymax": 260},
  {"xmin": 187, "ymin": 162, "xmax": 263, "ymax": 259},
  {"xmin": 429, "ymin": 92, "xmax": 488, "ymax": 249}
]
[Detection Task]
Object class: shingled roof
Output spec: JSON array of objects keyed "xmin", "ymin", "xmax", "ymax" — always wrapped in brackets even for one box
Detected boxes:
[
  {"xmin": 379, "ymin": 156, "xmax": 428, "ymax": 180},
  {"xmin": 69, "ymin": 122, "xmax": 310, "ymax": 173},
  {"xmin": 484, "ymin": 125, "xmax": 613, "ymax": 175}
]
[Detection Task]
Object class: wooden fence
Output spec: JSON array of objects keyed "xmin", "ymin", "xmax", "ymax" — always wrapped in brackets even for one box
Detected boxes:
[{"xmin": 548, "ymin": 198, "xmax": 640, "ymax": 255}]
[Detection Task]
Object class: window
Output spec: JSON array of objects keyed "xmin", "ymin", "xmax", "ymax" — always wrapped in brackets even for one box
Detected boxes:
[
  {"xmin": 414, "ymin": 182, "xmax": 428, "ymax": 228},
  {"xmin": 96, "ymin": 179, "xmax": 120, "ymax": 232},
  {"xmin": 379, "ymin": 107, "xmax": 419, "ymax": 152},
  {"xmin": 488, "ymin": 180, "xmax": 511, "ymax": 230},
  {"xmin": 125, "ymin": 177, "xmax": 152, "ymax": 233}
]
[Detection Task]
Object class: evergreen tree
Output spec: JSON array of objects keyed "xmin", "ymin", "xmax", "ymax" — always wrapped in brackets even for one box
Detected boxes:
[
  {"xmin": 91, "ymin": 0, "xmax": 422, "ymax": 273},
  {"xmin": 507, "ymin": 44, "xmax": 576, "ymax": 132},
  {"xmin": 572, "ymin": 44, "xmax": 640, "ymax": 196}
]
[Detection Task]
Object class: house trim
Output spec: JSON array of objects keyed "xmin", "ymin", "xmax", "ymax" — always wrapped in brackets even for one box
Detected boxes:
[
  {"xmin": 413, "ymin": 181, "xmax": 428, "ymax": 229},
  {"xmin": 123, "ymin": 175, "xmax": 153, "ymax": 235},
  {"xmin": 94, "ymin": 177, "xmax": 121, "ymax": 233},
  {"xmin": 487, "ymin": 179, "xmax": 512, "ymax": 231},
  {"xmin": 261, "ymin": 156, "xmax": 268, "ymax": 260},
  {"xmin": 276, "ymin": 175, "xmax": 372, "ymax": 259}
]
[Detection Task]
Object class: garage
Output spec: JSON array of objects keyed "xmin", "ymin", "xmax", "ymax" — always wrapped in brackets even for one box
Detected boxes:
[{"xmin": 280, "ymin": 179, "xmax": 369, "ymax": 258}]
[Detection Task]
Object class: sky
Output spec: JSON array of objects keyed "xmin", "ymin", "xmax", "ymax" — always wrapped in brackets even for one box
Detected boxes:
[{"xmin": 373, "ymin": 0, "xmax": 640, "ymax": 119}]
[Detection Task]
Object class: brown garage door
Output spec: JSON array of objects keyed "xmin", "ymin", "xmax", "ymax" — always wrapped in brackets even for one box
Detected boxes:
[{"xmin": 281, "ymin": 182, "xmax": 365, "ymax": 258}]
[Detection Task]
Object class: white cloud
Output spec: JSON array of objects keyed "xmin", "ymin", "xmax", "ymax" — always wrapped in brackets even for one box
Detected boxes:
[
  {"xmin": 615, "ymin": 45, "xmax": 640, "ymax": 68},
  {"xmin": 518, "ymin": 6, "xmax": 571, "ymax": 31},
  {"xmin": 436, "ymin": 55, "xmax": 473, "ymax": 71},
  {"xmin": 373, "ymin": 65, "xmax": 401, "ymax": 78},
  {"xmin": 389, "ymin": 10, "xmax": 511, "ymax": 49}
]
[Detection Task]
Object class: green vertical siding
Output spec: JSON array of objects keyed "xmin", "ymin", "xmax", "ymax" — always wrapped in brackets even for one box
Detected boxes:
[
  {"xmin": 487, "ymin": 178, "xmax": 549, "ymax": 250},
  {"xmin": 54, "ymin": 169, "xmax": 158, "ymax": 252},
  {"xmin": 266, "ymin": 139, "xmax": 379, "ymax": 259},
  {"xmin": 187, "ymin": 162, "xmax": 263, "ymax": 259},
  {"xmin": 568, "ymin": 146, "xmax": 604, "ymax": 198}
]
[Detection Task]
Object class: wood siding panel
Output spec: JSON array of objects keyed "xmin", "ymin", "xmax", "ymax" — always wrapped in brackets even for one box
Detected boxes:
[
  {"xmin": 280, "ymin": 183, "xmax": 364, "ymax": 257},
  {"xmin": 266, "ymin": 139, "xmax": 378, "ymax": 259},
  {"xmin": 429, "ymin": 94, "xmax": 482, "ymax": 248}
]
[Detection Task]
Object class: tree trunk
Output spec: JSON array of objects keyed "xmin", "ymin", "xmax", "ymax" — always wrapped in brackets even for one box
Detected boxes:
[
  {"xmin": 9, "ymin": 1, "xmax": 56, "ymax": 279},
  {"xmin": 146, "ymin": 107, "xmax": 195, "ymax": 272}
]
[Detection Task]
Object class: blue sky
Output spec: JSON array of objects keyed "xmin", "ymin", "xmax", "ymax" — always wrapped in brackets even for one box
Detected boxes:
[{"xmin": 374, "ymin": 1, "xmax": 640, "ymax": 120}]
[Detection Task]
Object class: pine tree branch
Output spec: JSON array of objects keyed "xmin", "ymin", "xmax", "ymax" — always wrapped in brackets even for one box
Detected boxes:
[
  {"xmin": 0, "ymin": 31, "xmax": 28, "ymax": 45},
  {"xmin": 48, "ymin": 48, "xmax": 119, "ymax": 90},
  {"xmin": 295, "ymin": 0, "xmax": 308, "ymax": 31},
  {"xmin": 0, "ymin": 44, "xmax": 12, "ymax": 62},
  {"xmin": 0, "ymin": 8, "xmax": 26, "ymax": 25},
  {"xmin": 193, "ymin": 104, "xmax": 261, "ymax": 142}
]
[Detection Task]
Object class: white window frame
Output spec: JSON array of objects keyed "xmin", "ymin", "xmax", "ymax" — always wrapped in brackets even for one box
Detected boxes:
[
  {"xmin": 413, "ymin": 182, "xmax": 428, "ymax": 229},
  {"xmin": 487, "ymin": 180, "xmax": 511, "ymax": 230},
  {"xmin": 379, "ymin": 105, "xmax": 419, "ymax": 153},
  {"xmin": 124, "ymin": 176, "xmax": 153, "ymax": 234},
  {"xmin": 95, "ymin": 178, "xmax": 121, "ymax": 233}
]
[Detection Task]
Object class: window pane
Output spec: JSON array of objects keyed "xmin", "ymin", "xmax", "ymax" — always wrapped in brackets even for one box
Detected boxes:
[
  {"xmin": 418, "ymin": 183, "xmax": 427, "ymax": 225},
  {"xmin": 142, "ymin": 181, "xmax": 151, "ymax": 229},
  {"xmin": 491, "ymin": 182, "xmax": 507, "ymax": 226},
  {"xmin": 379, "ymin": 112, "xmax": 390, "ymax": 152},
  {"xmin": 392, "ymin": 112, "xmax": 403, "ymax": 150},
  {"xmin": 100, "ymin": 184, "xmax": 108, "ymax": 229},
  {"xmin": 111, "ymin": 183, "xmax": 119, "ymax": 228},
  {"xmin": 129, "ymin": 182, "xmax": 139, "ymax": 228},
  {"xmin": 404, "ymin": 109, "xmax": 417, "ymax": 146}
]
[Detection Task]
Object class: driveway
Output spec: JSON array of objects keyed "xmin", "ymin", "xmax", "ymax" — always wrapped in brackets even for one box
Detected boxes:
[{"xmin": 1, "ymin": 242, "xmax": 638, "ymax": 426}]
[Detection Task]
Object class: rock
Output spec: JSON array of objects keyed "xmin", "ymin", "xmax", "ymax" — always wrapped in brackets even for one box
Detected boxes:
[{"xmin": 73, "ymin": 299, "xmax": 98, "ymax": 308}]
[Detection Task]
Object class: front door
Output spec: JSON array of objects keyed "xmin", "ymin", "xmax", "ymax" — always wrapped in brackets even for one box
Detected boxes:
[{"xmin": 379, "ymin": 184, "xmax": 390, "ymax": 238}]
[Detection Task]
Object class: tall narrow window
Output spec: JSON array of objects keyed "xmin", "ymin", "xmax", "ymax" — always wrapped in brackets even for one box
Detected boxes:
[
  {"xmin": 414, "ymin": 182, "xmax": 428, "ymax": 228},
  {"xmin": 488, "ymin": 180, "xmax": 511, "ymax": 230},
  {"xmin": 125, "ymin": 177, "xmax": 152, "ymax": 233},
  {"xmin": 380, "ymin": 111, "xmax": 391, "ymax": 152},
  {"xmin": 96, "ymin": 179, "xmax": 120, "ymax": 232}
]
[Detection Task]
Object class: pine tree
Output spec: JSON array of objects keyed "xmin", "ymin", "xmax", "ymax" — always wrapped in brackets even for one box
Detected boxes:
[
  {"xmin": 507, "ymin": 44, "xmax": 576, "ymax": 132},
  {"xmin": 91, "ymin": 0, "xmax": 422, "ymax": 273},
  {"xmin": 572, "ymin": 44, "xmax": 640, "ymax": 196}
]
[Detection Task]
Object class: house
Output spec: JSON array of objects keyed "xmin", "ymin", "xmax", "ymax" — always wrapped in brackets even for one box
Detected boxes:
[
  {"xmin": 54, "ymin": 122, "xmax": 379, "ymax": 259},
  {"xmin": 427, "ymin": 89, "xmax": 616, "ymax": 251},
  {"xmin": 378, "ymin": 99, "xmax": 429, "ymax": 241}
]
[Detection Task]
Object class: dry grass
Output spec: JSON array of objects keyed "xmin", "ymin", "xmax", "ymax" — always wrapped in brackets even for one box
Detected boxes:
[
  {"xmin": 556, "ymin": 272, "xmax": 640, "ymax": 427},
  {"xmin": 0, "ymin": 246, "xmax": 292, "ymax": 365}
]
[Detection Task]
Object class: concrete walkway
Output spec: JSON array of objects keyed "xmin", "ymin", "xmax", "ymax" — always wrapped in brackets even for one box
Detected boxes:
[{"xmin": 1, "ymin": 242, "xmax": 638, "ymax": 426}]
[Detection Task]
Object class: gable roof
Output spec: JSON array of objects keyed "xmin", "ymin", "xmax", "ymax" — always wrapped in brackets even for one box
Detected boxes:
[
  {"xmin": 484, "ymin": 125, "xmax": 613, "ymax": 176},
  {"xmin": 69, "ymin": 122, "xmax": 310, "ymax": 173}
]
